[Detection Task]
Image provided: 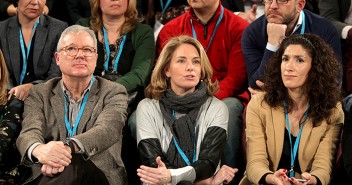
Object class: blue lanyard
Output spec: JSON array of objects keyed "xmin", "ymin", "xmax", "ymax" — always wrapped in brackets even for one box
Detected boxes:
[
  {"xmin": 160, "ymin": 0, "xmax": 172, "ymax": 15},
  {"xmin": 63, "ymin": 76, "xmax": 94, "ymax": 137},
  {"xmin": 19, "ymin": 19, "xmax": 40, "ymax": 85},
  {"xmin": 102, "ymin": 26, "xmax": 127, "ymax": 73},
  {"xmin": 283, "ymin": 100, "xmax": 309, "ymax": 177},
  {"xmin": 300, "ymin": 11, "xmax": 305, "ymax": 35},
  {"xmin": 171, "ymin": 110, "xmax": 197, "ymax": 166},
  {"xmin": 190, "ymin": 5, "xmax": 224, "ymax": 52}
]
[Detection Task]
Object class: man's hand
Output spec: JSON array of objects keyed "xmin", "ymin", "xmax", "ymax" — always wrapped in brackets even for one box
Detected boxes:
[
  {"xmin": 41, "ymin": 164, "xmax": 65, "ymax": 177},
  {"xmin": 8, "ymin": 83, "xmax": 33, "ymax": 101},
  {"xmin": 237, "ymin": 4, "xmax": 257, "ymax": 23},
  {"xmin": 137, "ymin": 156, "xmax": 171, "ymax": 185},
  {"xmin": 249, "ymin": 80, "xmax": 265, "ymax": 96},
  {"xmin": 32, "ymin": 141, "xmax": 72, "ymax": 168},
  {"xmin": 267, "ymin": 23, "xmax": 287, "ymax": 46}
]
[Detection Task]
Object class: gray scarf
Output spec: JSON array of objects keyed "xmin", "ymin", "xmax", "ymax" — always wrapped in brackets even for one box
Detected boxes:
[{"xmin": 159, "ymin": 82, "xmax": 209, "ymax": 168}]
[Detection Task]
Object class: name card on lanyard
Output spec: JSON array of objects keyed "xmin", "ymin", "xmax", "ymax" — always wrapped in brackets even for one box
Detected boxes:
[{"xmin": 19, "ymin": 19, "xmax": 40, "ymax": 85}]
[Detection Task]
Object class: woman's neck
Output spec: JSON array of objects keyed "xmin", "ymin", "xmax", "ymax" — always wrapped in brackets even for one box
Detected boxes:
[
  {"xmin": 100, "ymin": 15, "xmax": 125, "ymax": 44},
  {"xmin": 18, "ymin": 14, "xmax": 39, "ymax": 29},
  {"xmin": 288, "ymin": 89, "xmax": 309, "ymax": 111}
]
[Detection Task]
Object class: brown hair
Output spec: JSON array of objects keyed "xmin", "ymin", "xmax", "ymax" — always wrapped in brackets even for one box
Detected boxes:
[
  {"xmin": 0, "ymin": 49, "xmax": 8, "ymax": 105},
  {"xmin": 263, "ymin": 33, "xmax": 342, "ymax": 125},
  {"xmin": 145, "ymin": 35, "xmax": 219, "ymax": 100},
  {"xmin": 89, "ymin": 0, "xmax": 143, "ymax": 35}
]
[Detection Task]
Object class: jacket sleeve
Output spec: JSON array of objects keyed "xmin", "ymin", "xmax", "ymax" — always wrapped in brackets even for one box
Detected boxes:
[
  {"xmin": 319, "ymin": 0, "xmax": 346, "ymax": 37},
  {"xmin": 115, "ymin": 24, "xmax": 155, "ymax": 93},
  {"xmin": 241, "ymin": 23, "xmax": 275, "ymax": 89},
  {"xmin": 342, "ymin": 106, "xmax": 352, "ymax": 180}
]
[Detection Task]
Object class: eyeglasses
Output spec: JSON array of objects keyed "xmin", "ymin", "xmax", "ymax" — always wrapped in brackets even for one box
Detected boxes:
[
  {"xmin": 263, "ymin": 0, "xmax": 289, "ymax": 5},
  {"xmin": 60, "ymin": 46, "xmax": 96, "ymax": 57}
]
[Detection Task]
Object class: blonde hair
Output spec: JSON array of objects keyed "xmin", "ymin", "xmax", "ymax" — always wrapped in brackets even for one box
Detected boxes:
[
  {"xmin": 90, "ymin": 0, "xmax": 143, "ymax": 35},
  {"xmin": 145, "ymin": 35, "xmax": 219, "ymax": 100},
  {"xmin": 0, "ymin": 49, "xmax": 8, "ymax": 105}
]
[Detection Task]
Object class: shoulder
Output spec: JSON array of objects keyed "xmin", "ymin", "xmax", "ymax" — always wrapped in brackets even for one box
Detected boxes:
[
  {"xmin": 131, "ymin": 23, "xmax": 154, "ymax": 40},
  {"xmin": 43, "ymin": 15, "xmax": 68, "ymax": 28},
  {"xmin": 31, "ymin": 77, "xmax": 61, "ymax": 94},
  {"xmin": 95, "ymin": 76, "xmax": 127, "ymax": 93},
  {"xmin": 330, "ymin": 102, "xmax": 344, "ymax": 124},
  {"xmin": 137, "ymin": 98, "xmax": 159, "ymax": 110},
  {"xmin": 0, "ymin": 16, "xmax": 16, "ymax": 29},
  {"xmin": 75, "ymin": 17, "xmax": 91, "ymax": 27},
  {"xmin": 304, "ymin": 9, "xmax": 335, "ymax": 29}
]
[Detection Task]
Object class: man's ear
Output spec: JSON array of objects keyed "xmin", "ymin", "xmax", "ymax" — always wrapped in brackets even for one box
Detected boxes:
[
  {"xmin": 54, "ymin": 52, "xmax": 60, "ymax": 66},
  {"xmin": 296, "ymin": 0, "xmax": 306, "ymax": 12}
]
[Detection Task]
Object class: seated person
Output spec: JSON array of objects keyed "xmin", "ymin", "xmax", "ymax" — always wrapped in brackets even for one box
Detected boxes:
[
  {"xmin": 136, "ymin": 35, "xmax": 237, "ymax": 184},
  {"xmin": 0, "ymin": 49, "xmax": 24, "ymax": 184},
  {"xmin": 240, "ymin": 34, "xmax": 344, "ymax": 185},
  {"xmin": 0, "ymin": 0, "xmax": 67, "ymax": 101},
  {"xmin": 16, "ymin": 25, "xmax": 129, "ymax": 185}
]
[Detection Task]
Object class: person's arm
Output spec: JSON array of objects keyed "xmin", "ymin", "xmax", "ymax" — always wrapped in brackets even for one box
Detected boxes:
[
  {"xmin": 309, "ymin": 104, "xmax": 344, "ymax": 185},
  {"xmin": 241, "ymin": 21, "xmax": 276, "ymax": 89},
  {"xmin": 72, "ymin": 82, "xmax": 128, "ymax": 158},
  {"xmin": 343, "ymin": 105, "xmax": 352, "ymax": 180},
  {"xmin": 15, "ymin": 85, "xmax": 71, "ymax": 167},
  {"xmin": 66, "ymin": 0, "xmax": 84, "ymax": 24},
  {"xmin": 45, "ymin": 21, "xmax": 68, "ymax": 81},
  {"xmin": 319, "ymin": 0, "xmax": 349, "ymax": 39},
  {"xmin": 245, "ymin": 94, "xmax": 275, "ymax": 184},
  {"xmin": 215, "ymin": 18, "xmax": 249, "ymax": 99},
  {"xmin": 115, "ymin": 24, "xmax": 155, "ymax": 93},
  {"xmin": 136, "ymin": 99, "xmax": 176, "ymax": 168}
]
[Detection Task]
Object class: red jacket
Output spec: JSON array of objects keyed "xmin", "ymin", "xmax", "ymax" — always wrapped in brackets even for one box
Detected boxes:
[{"xmin": 156, "ymin": 3, "xmax": 249, "ymax": 104}]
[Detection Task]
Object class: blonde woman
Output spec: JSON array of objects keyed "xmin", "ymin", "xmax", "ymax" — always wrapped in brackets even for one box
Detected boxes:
[{"xmin": 136, "ymin": 35, "xmax": 237, "ymax": 185}]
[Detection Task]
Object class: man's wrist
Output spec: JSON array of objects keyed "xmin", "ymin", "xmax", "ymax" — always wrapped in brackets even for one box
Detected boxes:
[{"xmin": 64, "ymin": 138, "xmax": 75, "ymax": 153}]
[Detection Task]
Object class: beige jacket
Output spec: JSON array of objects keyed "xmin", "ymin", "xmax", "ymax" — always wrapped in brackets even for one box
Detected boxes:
[{"xmin": 240, "ymin": 93, "xmax": 344, "ymax": 185}]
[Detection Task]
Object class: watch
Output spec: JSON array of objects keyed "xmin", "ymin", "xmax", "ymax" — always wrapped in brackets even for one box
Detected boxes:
[{"xmin": 64, "ymin": 138, "xmax": 75, "ymax": 154}]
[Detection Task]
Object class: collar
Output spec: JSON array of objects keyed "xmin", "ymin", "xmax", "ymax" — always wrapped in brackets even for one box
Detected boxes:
[
  {"xmin": 190, "ymin": 2, "xmax": 222, "ymax": 25},
  {"xmin": 291, "ymin": 11, "xmax": 304, "ymax": 35},
  {"xmin": 61, "ymin": 77, "xmax": 94, "ymax": 103}
]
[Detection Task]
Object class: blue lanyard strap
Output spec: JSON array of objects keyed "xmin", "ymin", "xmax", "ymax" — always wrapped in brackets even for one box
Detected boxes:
[
  {"xmin": 63, "ymin": 76, "xmax": 95, "ymax": 137},
  {"xmin": 300, "ymin": 11, "xmax": 305, "ymax": 35},
  {"xmin": 190, "ymin": 5, "xmax": 224, "ymax": 52},
  {"xmin": 283, "ymin": 100, "xmax": 309, "ymax": 177},
  {"xmin": 171, "ymin": 110, "xmax": 197, "ymax": 166},
  {"xmin": 102, "ymin": 26, "xmax": 127, "ymax": 72},
  {"xmin": 160, "ymin": 0, "xmax": 172, "ymax": 15},
  {"xmin": 19, "ymin": 19, "xmax": 40, "ymax": 85}
]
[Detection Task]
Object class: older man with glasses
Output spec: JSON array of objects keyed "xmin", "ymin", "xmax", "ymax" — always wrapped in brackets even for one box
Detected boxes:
[
  {"xmin": 16, "ymin": 25, "xmax": 129, "ymax": 185},
  {"xmin": 241, "ymin": 0, "xmax": 342, "ymax": 94}
]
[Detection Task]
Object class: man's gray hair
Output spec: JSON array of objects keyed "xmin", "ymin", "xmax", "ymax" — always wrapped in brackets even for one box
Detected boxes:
[{"xmin": 56, "ymin": 25, "xmax": 97, "ymax": 52}]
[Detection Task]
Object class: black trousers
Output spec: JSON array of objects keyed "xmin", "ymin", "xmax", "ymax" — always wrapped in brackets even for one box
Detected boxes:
[{"xmin": 31, "ymin": 154, "xmax": 109, "ymax": 185}]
